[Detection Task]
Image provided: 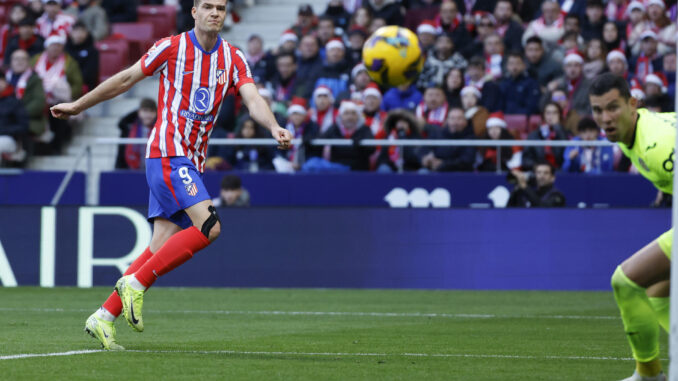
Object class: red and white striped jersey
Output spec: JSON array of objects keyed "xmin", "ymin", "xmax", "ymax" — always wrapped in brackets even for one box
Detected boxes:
[
  {"xmin": 36, "ymin": 12, "xmax": 75, "ymax": 39},
  {"xmin": 141, "ymin": 30, "xmax": 254, "ymax": 172}
]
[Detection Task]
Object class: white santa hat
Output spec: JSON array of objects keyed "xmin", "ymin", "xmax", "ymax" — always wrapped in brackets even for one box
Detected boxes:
[
  {"xmin": 645, "ymin": 73, "xmax": 668, "ymax": 93},
  {"xmin": 351, "ymin": 63, "xmax": 367, "ymax": 79},
  {"xmin": 417, "ymin": 20, "xmax": 438, "ymax": 35},
  {"xmin": 640, "ymin": 29, "xmax": 658, "ymax": 41},
  {"xmin": 626, "ymin": 1, "xmax": 646, "ymax": 13},
  {"xmin": 486, "ymin": 111, "xmax": 507, "ymax": 129},
  {"xmin": 279, "ymin": 30, "xmax": 299, "ymax": 46},
  {"xmin": 646, "ymin": 0, "xmax": 665, "ymax": 9},
  {"xmin": 460, "ymin": 85, "xmax": 481, "ymax": 99},
  {"xmin": 606, "ymin": 49, "xmax": 627, "ymax": 66},
  {"xmin": 325, "ymin": 38, "xmax": 345, "ymax": 51},
  {"xmin": 563, "ymin": 50, "xmax": 584, "ymax": 65},
  {"xmin": 44, "ymin": 33, "xmax": 67, "ymax": 48},
  {"xmin": 363, "ymin": 83, "xmax": 381, "ymax": 99},
  {"xmin": 631, "ymin": 82, "xmax": 645, "ymax": 100},
  {"xmin": 339, "ymin": 100, "xmax": 361, "ymax": 114},
  {"xmin": 258, "ymin": 87, "xmax": 272, "ymax": 99},
  {"xmin": 313, "ymin": 85, "xmax": 334, "ymax": 101}
]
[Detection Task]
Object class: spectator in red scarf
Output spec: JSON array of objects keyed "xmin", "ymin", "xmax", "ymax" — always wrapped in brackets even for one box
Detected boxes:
[
  {"xmin": 546, "ymin": 51, "xmax": 592, "ymax": 118},
  {"xmin": 416, "ymin": 84, "xmax": 449, "ymax": 130},
  {"xmin": 3, "ymin": 18, "xmax": 45, "ymax": 67},
  {"xmin": 478, "ymin": 111, "xmax": 520, "ymax": 172},
  {"xmin": 283, "ymin": 98, "xmax": 321, "ymax": 168},
  {"xmin": 493, "ymin": 0, "xmax": 523, "ymax": 53},
  {"xmin": 0, "ymin": 5, "xmax": 27, "ymax": 63},
  {"xmin": 0, "ymin": 71, "xmax": 29, "ymax": 165},
  {"xmin": 522, "ymin": 101, "xmax": 568, "ymax": 170},
  {"xmin": 6, "ymin": 49, "xmax": 47, "ymax": 137},
  {"xmin": 522, "ymin": 0, "xmax": 565, "ymax": 53},
  {"xmin": 629, "ymin": 30, "xmax": 663, "ymax": 81},
  {"xmin": 337, "ymin": 63, "xmax": 371, "ymax": 104},
  {"xmin": 114, "ymin": 98, "xmax": 156, "ymax": 170},
  {"xmin": 310, "ymin": 85, "xmax": 337, "ymax": 134},
  {"xmin": 363, "ymin": 83, "xmax": 387, "ymax": 138},
  {"xmin": 321, "ymin": 100, "xmax": 376, "ymax": 171},
  {"xmin": 435, "ymin": 0, "xmax": 471, "ymax": 48},
  {"xmin": 37, "ymin": 0, "xmax": 75, "ymax": 39},
  {"xmin": 376, "ymin": 108, "xmax": 424, "ymax": 172}
]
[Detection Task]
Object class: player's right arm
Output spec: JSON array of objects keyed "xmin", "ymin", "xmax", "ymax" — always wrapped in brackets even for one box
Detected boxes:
[{"xmin": 50, "ymin": 60, "xmax": 146, "ymax": 119}]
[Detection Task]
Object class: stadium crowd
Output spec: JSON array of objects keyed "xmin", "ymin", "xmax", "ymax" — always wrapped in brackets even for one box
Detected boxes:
[{"xmin": 0, "ymin": 0, "xmax": 675, "ymax": 174}]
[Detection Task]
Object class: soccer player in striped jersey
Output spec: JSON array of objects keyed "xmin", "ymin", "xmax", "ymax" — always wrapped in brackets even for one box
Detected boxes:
[
  {"xmin": 589, "ymin": 73, "xmax": 675, "ymax": 381},
  {"xmin": 51, "ymin": 0, "xmax": 291, "ymax": 350}
]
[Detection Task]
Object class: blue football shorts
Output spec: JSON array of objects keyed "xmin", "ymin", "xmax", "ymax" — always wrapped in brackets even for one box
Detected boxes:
[{"xmin": 146, "ymin": 156, "xmax": 211, "ymax": 229}]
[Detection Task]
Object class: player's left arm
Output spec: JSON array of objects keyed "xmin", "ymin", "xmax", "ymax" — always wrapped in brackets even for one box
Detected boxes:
[{"xmin": 239, "ymin": 82, "xmax": 291, "ymax": 150}]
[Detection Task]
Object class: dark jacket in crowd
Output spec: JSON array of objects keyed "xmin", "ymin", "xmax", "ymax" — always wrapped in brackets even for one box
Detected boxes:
[
  {"xmin": 421, "ymin": 126, "xmax": 476, "ymax": 171},
  {"xmin": 3, "ymin": 35, "xmax": 44, "ymax": 67},
  {"xmin": 313, "ymin": 59, "xmax": 351, "ymax": 101},
  {"xmin": 321, "ymin": 123, "xmax": 375, "ymax": 170},
  {"xmin": 499, "ymin": 72, "xmax": 541, "ymax": 115},
  {"xmin": 527, "ymin": 55, "xmax": 564, "ymax": 89},
  {"xmin": 102, "ymin": 0, "xmax": 138, "ymax": 23},
  {"xmin": 522, "ymin": 124, "xmax": 568, "ymax": 170},
  {"xmin": 507, "ymin": 184, "xmax": 566, "ymax": 207},
  {"xmin": 382, "ymin": 84, "xmax": 422, "ymax": 111},
  {"xmin": 323, "ymin": 4, "xmax": 352, "ymax": 31},
  {"xmin": 297, "ymin": 53, "xmax": 324, "ymax": 99},
  {"xmin": 285, "ymin": 120, "xmax": 322, "ymax": 163},
  {"xmin": 7, "ymin": 70, "xmax": 47, "ymax": 136},
  {"xmin": 366, "ymin": 1, "xmax": 403, "ymax": 26},
  {"xmin": 480, "ymin": 80, "xmax": 503, "ymax": 112},
  {"xmin": 502, "ymin": 20, "xmax": 525, "ymax": 53},
  {"xmin": 66, "ymin": 34, "xmax": 99, "ymax": 92},
  {"xmin": 376, "ymin": 109, "xmax": 424, "ymax": 171},
  {"xmin": 0, "ymin": 89, "xmax": 29, "ymax": 137}
]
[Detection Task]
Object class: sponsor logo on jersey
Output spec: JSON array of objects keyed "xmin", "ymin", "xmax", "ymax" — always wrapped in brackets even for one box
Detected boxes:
[
  {"xmin": 193, "ymin": 87, "xmax": 211, "ymax": 113},
  {"xmin": 179, "ymin": 110, "xmax": 214, "ymax": 122}
]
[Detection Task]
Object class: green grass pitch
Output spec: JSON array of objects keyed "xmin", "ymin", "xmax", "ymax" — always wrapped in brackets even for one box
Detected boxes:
[{"xmin": 0, "ymin": 287, "xmax": 668, "ymax": 380}]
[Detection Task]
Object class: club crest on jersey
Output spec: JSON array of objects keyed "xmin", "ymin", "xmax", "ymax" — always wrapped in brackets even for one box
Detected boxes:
[
  {"xmin": 185, "ymin": 182, "xmax": 198, "ymax": 196},
  {"xmin": 217, "ymin": 69, "xmax": 227, "ymax": 85},
  {"xmin": 193, "ymin": 87, "xmax": 211, "ymax": 113}
]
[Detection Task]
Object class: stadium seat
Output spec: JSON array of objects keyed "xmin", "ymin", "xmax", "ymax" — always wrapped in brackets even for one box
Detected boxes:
[
  {"xmin": 504, "ymin": 114, "xmax": 529, "ymax": 139},
  {"xmin": 95, "ymin": 38, "xmax": 130, "ymax": 83},
  {"xmin": 111, "ymin": 22, "xmax": 155, "ymax": 61},
  {"xmin": 138, "ymin": 5, "xmax": 177, "ymax": 40},
  {"xmin": 0, "ymin": 6, "xmax": 7, "ymax": 25}
]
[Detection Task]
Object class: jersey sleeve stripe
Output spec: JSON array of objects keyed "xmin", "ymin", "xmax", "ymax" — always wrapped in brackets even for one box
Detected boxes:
[{"xmin": 144, "ymin": 39, "xmax": 172, "ymax": 68}]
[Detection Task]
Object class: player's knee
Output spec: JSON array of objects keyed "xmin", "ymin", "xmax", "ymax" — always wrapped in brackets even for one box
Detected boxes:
[
  {"xmin": 611, "ymin": 265, "xmax": 643, "ymax": 296},
  {"xmin": 200, "ymin": 205, "xmax": 221, "ymax": 242}
]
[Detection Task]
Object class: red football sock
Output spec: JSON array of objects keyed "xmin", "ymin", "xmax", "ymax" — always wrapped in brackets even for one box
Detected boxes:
[
  {"xmin": 134, "ymin": 226, "xmax": 210, "ymax": 288},
  {"xmin": 102, "ymin": 246, "xmax": 154, "ymax": 317}
]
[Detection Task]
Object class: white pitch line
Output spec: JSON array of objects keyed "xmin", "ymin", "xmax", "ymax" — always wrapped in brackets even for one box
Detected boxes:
[
  {"xmin": 0, "ymin": 307, "xmax": 619, "ymax": 320},
  {"xmin": 0, "ymin": 348, "xmax": 641, "ymax": 362},
  {"xmin": 0, "ymin": 350, "xmax": 104, "ymax": 360}
]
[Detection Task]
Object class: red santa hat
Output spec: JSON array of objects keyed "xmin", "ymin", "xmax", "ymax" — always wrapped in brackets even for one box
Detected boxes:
[
  {"xmin": 44, "ymin": 32, "xmax": 67, "ymax": 48},
  {"xmin": 279, "ymin": 30, "xmax": 299, "ymax": 46},
  {"xmin": 606, "ymin": 49, "xmax": 627, "ymax": 66},
  {"xmin": 646, "ymin": 0, "xmax": 665, "ymax": 9},
  {"xmin": 563, "ymin": 50, "xmax": 584, "ymax": 65},
  {"xmin": 339, "ymin": 100, "xmax": 362, "ymax": 114},
  {"xmin": 486, "ymin": 111, "xmax": 507, "ymax": 129},
  {"xmin": 473, "ymin": 11, "xmax": 496, "ymax": 25},
  {"xmin": 287, "ymin": 96, "xmax": 307, "ymax": 115},
  {"xmin": 631, "ymin": 82, "xmax": 645, "ymax": 100},
  {"xmin": 460, "ymin": 85, "xmax": 481, "ymax": 99},
  {"xmin": 363, "ymin": 82, "xmax": 381, "ymax": 99},
  {"xmin": 417, "ymin": 20, "xmax": 438, "ymax": 35},
  {"xmin": 645, "ymin": 72, "xmax": 668, "ymax": 93},
  {"xmin": 326, "ymin": 38, "xmax": 345, "ymax": 51},
  {"xmin": 626, "ymin": 1, "xmax": 646, "ymax": 13},
  {"xmin": 313, "ymin": 85, "xmax": 334, "ymax": 101}
]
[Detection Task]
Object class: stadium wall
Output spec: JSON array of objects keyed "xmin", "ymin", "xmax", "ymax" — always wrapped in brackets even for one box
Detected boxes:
[
  {"xmin": 0, "ymin": 171, "xmax": 658, "ymax": 207},
  {"xmin": 0, "ymin": 206, "xmax": 669, "ymax": 290}
]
